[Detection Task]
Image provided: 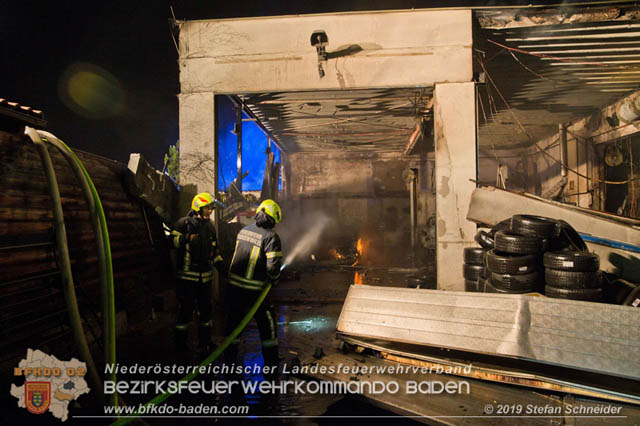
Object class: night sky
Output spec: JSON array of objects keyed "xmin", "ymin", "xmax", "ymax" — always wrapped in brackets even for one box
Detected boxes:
[
  {"xmin": 3, "ymin": 0, "xmax": 581, "ymax": 172},
  {"xmin": 3, "ymin": 1, "xmax": 179, "ymax": 168}
]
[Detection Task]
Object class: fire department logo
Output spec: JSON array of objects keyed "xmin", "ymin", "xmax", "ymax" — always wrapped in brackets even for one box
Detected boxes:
[
  {"xmin": 25, "ymin": 382, "xmax": 51, "ymax": 414},
  {"xmin": 10, "ymin": 349, "xmax": 90, "ymax": 421}
]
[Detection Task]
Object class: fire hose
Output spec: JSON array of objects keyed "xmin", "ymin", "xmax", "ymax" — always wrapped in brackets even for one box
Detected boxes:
[
  {"xmin": 25, "ymin": 127, "xmax": 113, "ymax": 405},
  {"xmin": 110, "ymin": 265, "xmax": 286, "ymax": 425}
]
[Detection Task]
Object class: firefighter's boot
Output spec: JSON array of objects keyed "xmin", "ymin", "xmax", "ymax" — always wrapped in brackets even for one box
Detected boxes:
[
  {"xmin": 197, "ymin": 321, "xmax": 214, "ymax": 353},
  {"xmin": 262, "ymin": 345, "xmax": 280, "ymax": 380},
  {"xmin": 222, "ymin": 340, "xmax": 243, "ymax": 383},
  {"xmin": 174, "ymin": 325, "xmax": 188, "ymax": 352}
]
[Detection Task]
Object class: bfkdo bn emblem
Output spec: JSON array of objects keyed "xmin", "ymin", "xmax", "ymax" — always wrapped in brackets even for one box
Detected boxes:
[{"xmin": 25, "ymin": 382, "xmax": 51, "ymax": 414}]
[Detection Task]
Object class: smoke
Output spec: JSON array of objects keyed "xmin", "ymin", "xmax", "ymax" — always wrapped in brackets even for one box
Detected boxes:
[{"xmin": 280, "ymin": 211, "xmax": 332, "ymax": 266}]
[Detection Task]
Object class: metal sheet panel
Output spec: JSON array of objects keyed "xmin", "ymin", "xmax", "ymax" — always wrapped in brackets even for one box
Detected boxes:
[{"xmin": 336, "ymin": 285, "xmax": 640, "ymax": 380}]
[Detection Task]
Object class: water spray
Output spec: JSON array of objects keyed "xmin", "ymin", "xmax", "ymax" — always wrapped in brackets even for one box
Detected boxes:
[
  {"xmin": 282, "ymin": 216, "xmax": 331, "ymax": 267},
  {"xmin": 277, "ymin": 319, "xmax": 312, "ymax": 325}
]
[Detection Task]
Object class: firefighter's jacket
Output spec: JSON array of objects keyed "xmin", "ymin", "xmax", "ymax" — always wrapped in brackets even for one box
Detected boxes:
[
  {"xmin": 229, "ymin": 223, "xmax": 282, "ymax": 291},
  {"xmin": 170, "ymin": 214, "xmax": 223, "ymax": 282}
]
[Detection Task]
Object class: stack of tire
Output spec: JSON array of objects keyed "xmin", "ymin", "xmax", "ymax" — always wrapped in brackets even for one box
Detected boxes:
[
  {"xmin": 471, "ymin": 214, "xmax": 605, "ymax": 302},
  {"xmin": 482, "ymin": 215, "xmax": 556, "ymax": 294},
  {"xmin": 465, "ymin": 218, "xmax": 512, "ymax": 292},
  {"xmin": 539, "ymin": 218, "xmax": 603, "ymax": 302},
  {"xmin": 543, "ymin": 251, "xmax": 603, "ymax": 302},
  {"xmin": 463, "ymin": 247, "xmax": 487, "ymax": 292}
]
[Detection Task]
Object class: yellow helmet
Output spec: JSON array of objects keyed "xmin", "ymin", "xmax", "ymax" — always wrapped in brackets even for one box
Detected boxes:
[
  {"xmin": 191, "ymin": 192, "xmax": 214, "ymax": 212},
  {"xmin": 257, "ymin": 199, "xmax": 282, "ymax": 224}
]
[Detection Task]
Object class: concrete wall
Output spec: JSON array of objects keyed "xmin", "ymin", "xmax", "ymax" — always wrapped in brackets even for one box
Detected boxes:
[
  {"xmin": 178, "ymin": 92, "xmax": 216, "ymax": 193},
  {"xmin": 178, "ymin": 10, "xmax": 472, "ymax": 93},
  {"xmin": 414, "ymin": 155, "xmax": 436, "ymax": 251},
  {"xmin": 434, "ymin": 82, "xmax": 477, "ymax": 291}
]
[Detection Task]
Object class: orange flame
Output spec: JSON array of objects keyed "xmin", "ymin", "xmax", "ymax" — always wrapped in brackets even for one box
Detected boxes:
[
  {"xmin": 353, "ymin": 236, "xmax": 368, "ymax": 266},
  {"xmin": 354, "ymin": 235, "xmax": 369, "ymax": 284},
  {"xmin": 329, "ymin": 248, "xmax": 345, "ymax": 260}
]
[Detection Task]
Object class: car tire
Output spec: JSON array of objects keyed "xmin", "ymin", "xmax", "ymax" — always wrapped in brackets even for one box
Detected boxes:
[
  {"xmin": 543, "ymin": 251, "xmax": 599, "ymax": 272},
  {"xmin": 494, "ymin": 231, "xmax": 542, "ymax": 255},
  {"xmin": 485, "ymin": 249, "xmax": 538, "ymax": 274},
  {"xmin": 555, "ymin": 220, "xmax": 588, "ymax": 252},
  {"xmin": 407, "ymin": 276, "xmax": 425, "ymax": 288},
  {"xmin": 478, "ymin": 276, "xmax": 487, "ymax": 292},
  {"xmin": 545, "ymin": 285, "xmax": 603, "ymax": 302},
  {"xmin": 483, "ymin": 278, "xmax": 498, "ymax": 293},
  {"xmin": 486, "ymin": 279, "xmax": 532, "ymax": 294},
  {"xmin": 489, "ymin": 219, "xmax": 512, "ymax": 238},
  {"xmin": 510, "ymin": 215, "xmax": 560, "ymax": 238},
  {"xmin": 623, "ymin": 285, "xmax": 640, "ymax": 307},
  {"xmin": 475, "ymin": 230, "xmax": 494, "ymax": 249},
  {"xmin": 604, "ymin": 279, "xmax": 636, "ymax": 304},
  {"xmin": 544, "ymin": 269, "xmax": 601, "ymax": 289},
  {"xmin": 491, "ymin": 271, "xmax": 539, "ymax": 292},
  {"xmin": 465, "ymin": 279, "xmax": 481, "ymax": 292},
  {"xmin": 540, "ymin": 238, "xmax": 550, "ymax": 252},
  {"xmin": 464, "ymin": 247, "xmax": 487, "ymax": 265},
  {"xmin": 463, "ymin": 264, "xmax": 484, "ymax": 281}
]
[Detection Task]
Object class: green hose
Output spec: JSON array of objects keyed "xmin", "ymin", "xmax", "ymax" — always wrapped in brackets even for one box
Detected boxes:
[
  {"xmin": 110, "ymin": 283, "xmax": 272, "ymax": 426},
  {"xmin": 37, "ymin": 130, "xmax": 118, "ymax": 409},
  {"xmin": 37, "ymin": 130, "xmax": 116, "ymax": 407},
  {"xmin": 25, "ymin": 128, "xmax": 103, "ymax": 402}
]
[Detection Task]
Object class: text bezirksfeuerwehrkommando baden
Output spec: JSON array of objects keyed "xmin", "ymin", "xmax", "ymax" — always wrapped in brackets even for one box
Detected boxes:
[
  {"xmin": 103, "ymin": 362, "xmax": 472, "ymax": 396},
  {"xmin": 104, "ymin": 379, "xmax": 470, "ymax": 396}
]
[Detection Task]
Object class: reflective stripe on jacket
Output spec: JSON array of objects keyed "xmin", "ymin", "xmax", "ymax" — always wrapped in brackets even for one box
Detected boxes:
[
  {"xmin": 170, "ymin": 213, "xmax": 223, "ymax": 281},
  {"xmin": 176, "ymin": 270, "xmax": 214, "ymax": 282},
  {"xmin": 229, "ymin": 223, "xmax": 282, "ymax": 290}
]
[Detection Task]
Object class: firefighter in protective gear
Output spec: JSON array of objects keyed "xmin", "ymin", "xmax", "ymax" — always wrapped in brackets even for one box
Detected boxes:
[
  {"xmin": 170, "ymin": 192, "xmax": 224, "ymax": 352},
  {"xmin": 226, "ymin": 199, "xmax": 283, "ymax": 372}
]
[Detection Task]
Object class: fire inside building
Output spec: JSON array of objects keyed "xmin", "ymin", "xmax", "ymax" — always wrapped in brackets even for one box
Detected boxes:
[{"xmin": 2, "ymin": 3, "xmax": 640, "ymax": 425}]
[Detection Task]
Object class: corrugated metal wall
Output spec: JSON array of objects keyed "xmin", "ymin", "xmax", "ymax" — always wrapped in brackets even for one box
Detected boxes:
[{"xmin": 0, "ymin": 130, "xmax": 172, "ymax": 367}]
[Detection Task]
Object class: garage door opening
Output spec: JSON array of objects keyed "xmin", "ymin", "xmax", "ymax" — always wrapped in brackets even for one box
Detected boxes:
[{"xmin": 221, "ymin": 87, "xmax": 436, "ymax": 285}]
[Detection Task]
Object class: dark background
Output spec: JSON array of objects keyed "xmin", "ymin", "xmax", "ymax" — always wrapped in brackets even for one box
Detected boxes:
[{"xmin": 2, "ymin": 0, "xmax": 589, "ymax": 169}]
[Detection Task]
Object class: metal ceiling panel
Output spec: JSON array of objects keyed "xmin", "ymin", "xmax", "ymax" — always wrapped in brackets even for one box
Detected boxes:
[
  {"xmin": 239, "ymin": 88, "xmax": 432, "ymax": 153},
  {"xmin": 476, "ymin": 11, "xmax": 640, "ymax": 149}
]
